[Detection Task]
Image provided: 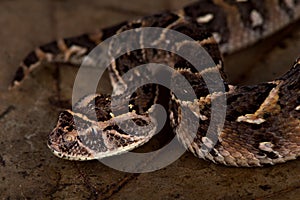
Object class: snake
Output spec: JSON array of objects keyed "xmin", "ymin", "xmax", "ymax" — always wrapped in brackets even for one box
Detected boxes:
[{"xmin": 10, "ymin": 0, "xmax": 300, "ymax": 167}]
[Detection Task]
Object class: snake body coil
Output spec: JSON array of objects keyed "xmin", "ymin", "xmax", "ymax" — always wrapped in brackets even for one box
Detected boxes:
[{"xmin": 10, "ymin": 0, "xmax": 300, "ymax": 167}]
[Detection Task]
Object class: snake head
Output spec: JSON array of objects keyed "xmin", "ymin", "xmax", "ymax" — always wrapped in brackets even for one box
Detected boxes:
[
  {"xmin": 47, "ymin": 110, "xmax": 95, "ymax": 160},
  {"xmin": 47, "ymin": 95, "xmax": 158, "ymax": 161}
]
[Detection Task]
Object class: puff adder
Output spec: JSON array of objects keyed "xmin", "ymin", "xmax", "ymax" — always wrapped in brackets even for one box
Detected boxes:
[{"xmin": 10, "ymin": 0, "xmax": 300, "ymax": 167}]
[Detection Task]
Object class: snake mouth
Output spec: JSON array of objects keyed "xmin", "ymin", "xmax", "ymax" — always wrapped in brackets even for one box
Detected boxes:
[
  {"xmin": 47, "ymin": 139, "xmax": 66, "ymax": 159},
  {"xmin": 47, "ymin": 141, "xmax": 94, "ymax": 161}
]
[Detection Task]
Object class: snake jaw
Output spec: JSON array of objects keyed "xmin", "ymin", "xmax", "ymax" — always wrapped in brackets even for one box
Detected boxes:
[{"xmin": 47, "ymin": 123, "xmax": 157, "ymax": 161}]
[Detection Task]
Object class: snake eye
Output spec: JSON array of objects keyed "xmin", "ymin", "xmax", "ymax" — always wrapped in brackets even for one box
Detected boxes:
[{"xmin": 64, "ymin": 134, "xmax": 75, "ymax": 142}]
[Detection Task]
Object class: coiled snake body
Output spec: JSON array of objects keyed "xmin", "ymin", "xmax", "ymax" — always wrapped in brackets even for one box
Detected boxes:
[{"xmin": 11, "ymin": 0, "xmax": 300, "ymax": 167}]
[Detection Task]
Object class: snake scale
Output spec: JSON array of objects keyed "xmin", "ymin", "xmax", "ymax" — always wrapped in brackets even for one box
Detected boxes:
[{"xmin": 10, "ymin": 0, "xmax": 300, "ymax": 167}]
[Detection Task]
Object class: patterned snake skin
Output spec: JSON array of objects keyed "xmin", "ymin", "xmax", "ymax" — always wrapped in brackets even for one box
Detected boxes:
[{"xmin": 10, "ymin": 0, "xmax": 300, "ymax": 167}]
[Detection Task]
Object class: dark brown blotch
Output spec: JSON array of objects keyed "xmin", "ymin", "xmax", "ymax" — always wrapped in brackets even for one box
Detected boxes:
[
  {"xmin": 13, "ymin": 67, "xmax": 25, "ymax": 82},
  {"xmin": 23, "ymin": 51, "xmax": 39, "ymax": 67}
]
